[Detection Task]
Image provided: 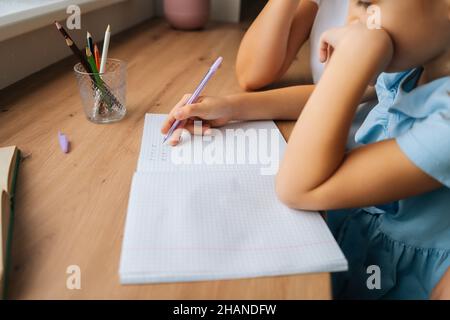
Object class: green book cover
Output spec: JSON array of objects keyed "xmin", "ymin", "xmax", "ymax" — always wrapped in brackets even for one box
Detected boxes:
[{"xmin": 2, "ymin": 149, "xmax": 20, "ymax": 300}]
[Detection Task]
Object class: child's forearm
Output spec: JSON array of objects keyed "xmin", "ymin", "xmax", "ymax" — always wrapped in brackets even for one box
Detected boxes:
[
  {"xmin": 236, "ymin": 0, "xmax": 316, "ymax": 90},
  {"xmin": 278, "ymin": 31, "xmax": 392, "ymax": 194},
  {"xmin": 362, "ymin": 86, "xmax": 377, "ymax": 102},
  {"xmin": 236, "ymin": 0, "xmax": 299, "ymax": 86},
  {"xmin": 228, "ymin": 85, "xmax": 315, "ymax": 121}
]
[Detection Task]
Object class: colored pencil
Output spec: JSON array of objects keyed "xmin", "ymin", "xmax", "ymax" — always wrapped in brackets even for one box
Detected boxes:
[
  {"xmin": 54, "ymin": 21, "xmax": 91, "ymax": 73},
  {"xmin": 99, "ymin": 25, "xmax": 111, "ymax": 74},
  {"xmin": 94, "ymin": 44, "xmax": 101, "ymax": 70},
  {"xmin": 87, "ymin": 31, "xmax": 94, "ymax": 55},
  {"xmin": 54, "ymin": 22, "xmax": 124, "ymax": 111}
]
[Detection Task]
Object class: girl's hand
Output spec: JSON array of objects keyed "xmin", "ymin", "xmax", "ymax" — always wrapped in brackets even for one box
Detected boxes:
[
  {"xmin": 318, "ymin": 26, "xmax": 349, "ymax": 64},
  {"xmin": 161, "ymin": 94, "xmax": 234, "ymax": 146},
  {"xmin": 431, "ymin": 268, "xmax": 450, "ymax": 300},
  {"xmin": 319, "ymin": 23, "xmax": 394, "ymax": 83}
]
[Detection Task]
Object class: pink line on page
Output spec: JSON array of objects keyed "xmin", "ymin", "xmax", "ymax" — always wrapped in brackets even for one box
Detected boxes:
[{"xmin": 125, "ymin": 241, "xmax": 336, "ymax": 252}]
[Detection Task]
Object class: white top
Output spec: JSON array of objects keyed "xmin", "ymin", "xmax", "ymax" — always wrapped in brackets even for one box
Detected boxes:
[{"xmin": 310, "ymin": 0, "xmax": 349, "ymax": 83}]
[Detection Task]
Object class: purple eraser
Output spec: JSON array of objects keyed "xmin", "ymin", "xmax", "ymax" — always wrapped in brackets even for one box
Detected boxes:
[{"xmin": 58, "ymin": 131, "xmax": 70, "ymax": 153}]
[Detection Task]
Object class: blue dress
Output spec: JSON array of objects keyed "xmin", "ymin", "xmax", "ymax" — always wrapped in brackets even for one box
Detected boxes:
[{"xmin": 328, "ymin": 68, "xmax": 450, "ymax": 299}]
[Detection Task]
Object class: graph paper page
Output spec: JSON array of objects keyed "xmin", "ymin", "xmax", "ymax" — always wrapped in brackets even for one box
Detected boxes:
[
  {"xmin": 119, "ymin": 170, "xmax": 348, "ymax": 284},
  {"xmin": 136, "ymin": 114, "xmax": 286, "ymax": 175}
]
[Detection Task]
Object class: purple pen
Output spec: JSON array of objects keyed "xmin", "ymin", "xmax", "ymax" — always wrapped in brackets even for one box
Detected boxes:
[
  {"xmin": 58, "ymin": 131, "xmax": 70, "ymax": 153},
  {"xmin": 163, "ymin": 56, "xmax": 223, "ymax": 144}
]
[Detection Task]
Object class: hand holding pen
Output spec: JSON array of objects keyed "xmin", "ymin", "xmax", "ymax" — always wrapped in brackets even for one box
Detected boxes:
[
  {"xmin": 161, "ymin": 57, "xmax": 223, "ymax": 144},
  {"xmin": 161, "ymin": 93, "xmax": 234, "ymax": 146}
]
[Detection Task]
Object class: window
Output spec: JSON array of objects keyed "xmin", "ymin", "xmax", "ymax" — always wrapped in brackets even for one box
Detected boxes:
[
  {"xmin": 0, "ymin": 0, "xmax": 67, "ymax": 18},
  {"xmin": 0, "ymin": 0, "xmax": 126, "ymax": 42}
]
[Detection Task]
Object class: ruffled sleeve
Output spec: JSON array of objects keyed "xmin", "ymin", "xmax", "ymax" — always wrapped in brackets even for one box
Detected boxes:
[{"xmin": 396, "ymin": 78, "xmax": 450, "ymax": 188}]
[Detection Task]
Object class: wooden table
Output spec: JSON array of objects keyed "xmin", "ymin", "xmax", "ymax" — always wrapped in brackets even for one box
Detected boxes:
[{"xmin": 0, "ymin": 19, "xmax": 330, "ymax": 299}]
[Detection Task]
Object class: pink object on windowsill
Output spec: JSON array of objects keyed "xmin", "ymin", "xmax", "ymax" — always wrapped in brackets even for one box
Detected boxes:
[{"xmin": 163, "ymin": 0, "xmax": 210, "ymax": 30}]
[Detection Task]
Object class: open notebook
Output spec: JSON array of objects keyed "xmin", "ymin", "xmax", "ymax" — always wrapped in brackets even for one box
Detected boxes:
[{"xmin": 119, "ymin": 114, "xmax": 347, "ymax": 284}]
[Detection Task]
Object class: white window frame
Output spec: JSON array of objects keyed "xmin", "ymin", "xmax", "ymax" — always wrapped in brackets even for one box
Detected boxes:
[{"xmin": 0, "ymin": 0, "xmax": 126, "ymax": 42}]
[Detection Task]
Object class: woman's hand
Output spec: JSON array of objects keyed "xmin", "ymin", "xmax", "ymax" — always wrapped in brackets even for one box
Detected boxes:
[
  {"xmin": 161, "ymin": 94, "xmax": 234, "ymax": 146},
  {"xmin": 431, "ymin": 268, "xmax": 450, "ymax": 300}
]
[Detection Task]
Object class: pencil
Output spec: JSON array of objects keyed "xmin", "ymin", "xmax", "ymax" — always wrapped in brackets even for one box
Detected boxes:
[
  {"xmin": 99, "ymin": 25, "xmax": 111, "ymax": 74},
  {"xmin": 86, "ymin": 47, "xmax": 101, "ymax": 78},
  {"xmin": 86, "ymin": 46, "xmax": 114, "ymax": 112},
  {"xmin": 54, "ymin": 21, "xmax": 124, "ymax": 111},
  {"xmin": 54, "ymin": 21, "xmax": 91, "ymax": 73},
  {"xmin": 94, "ymin": 44, "xmax": 101, "ymax": 70},
  {"xmin": 87, "ymin": 31, "xmax": 94, "ymax": 55}
]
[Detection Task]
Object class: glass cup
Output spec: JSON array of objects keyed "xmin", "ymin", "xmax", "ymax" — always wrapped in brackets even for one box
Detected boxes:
[{"xmin": 74, "ymin": 59, "xmax": 127, "ymax": 124}]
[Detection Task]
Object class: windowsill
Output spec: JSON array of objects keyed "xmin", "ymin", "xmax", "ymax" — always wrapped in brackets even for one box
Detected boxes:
[{"xmin": 0, "ymin": 0, "xmax": 127, "ymax": 42}]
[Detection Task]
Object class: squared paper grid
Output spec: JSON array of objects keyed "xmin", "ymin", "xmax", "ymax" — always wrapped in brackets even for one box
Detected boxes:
[
  {"xmin": 120, "ymin": 117, "xmax": 348, "ymax": 284},
  {"xmin": 137, "ymin": 114, "xmax": 287, "ymax": 173},
  {"xmin": 119, "ymin": 114, "xmax": 348, "ymax": 284}
]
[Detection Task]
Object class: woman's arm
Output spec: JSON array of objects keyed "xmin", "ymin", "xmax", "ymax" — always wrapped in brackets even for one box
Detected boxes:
[
  {"xmin": 276, "ymin": 25, "xmax": 442, "ymax": 211},
  {"xmin": 236, "ymin": 0, "xmax": 318, "ymax": 91}
]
